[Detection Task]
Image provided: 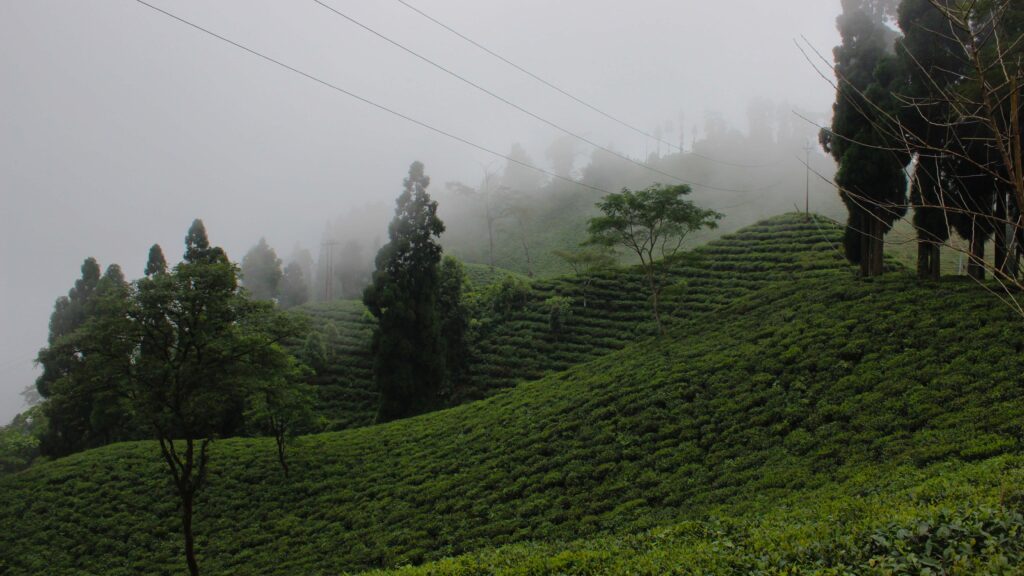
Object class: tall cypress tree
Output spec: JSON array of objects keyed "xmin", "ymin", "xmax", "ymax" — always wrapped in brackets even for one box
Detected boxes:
[
  {"xmin": 363, "ymin": 162, "xmax": 446, "ymax": 422},
  {"xmin": 822, "ymin": 0, "xmax": 908, "ymax": 277},
  {"xmin": 894, "ymin": 0, "xmax": 966, "ymax": 280}
]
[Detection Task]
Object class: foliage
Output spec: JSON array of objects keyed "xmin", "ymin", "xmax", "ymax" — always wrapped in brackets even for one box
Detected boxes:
[
  {"xmin": 363, "ymin": 162, "xmax": 447, "ymax": 422},
  {"xmin": 438, "ymin": 256, "xmax": 471, "ymax": 396},
  {"xmin": 278, "ymin": 261, "xmax": 310, "ymax": 309},
  {"xmin": 245, "ymin": 359, "xmax": 316, "ymax": 477},
  {"xmin": 241, "ymin": 237, "xmax": 283, "ymax": 301},
  {"xmin": 4, "ymin": 227, "xmax": 1024, "ymax": 573},
  {"xmin": 144, "ymin": 244, "xmax": 167, "ymax": 277},
  {"xmin": 35, "ymin": 257, "xmax": 101, "ymax": 401},
  {"xmin": 553, "ymin": 247, "xmax": 617, "ymax": 307},
  {"xmin": 40, "ymin": 219, "xmax": 308, "ymax": 576},
  {"xmin": 0, "ymin": 407, "xmax": 44, "ymax": 476},
  {"xmin": 35, "ymin": 260, "xmax": 136, "ymax": 456},
  {"xmin": 587, "ymin": 183, "xmax": 721, "ymax": 333},
  {"xmin": 288, "ymin": 301, "xmax": 376, "ymax": 431},
  {"xmin": 287, "ymin": 214, "xmax": 850, "ymax": 424},
  {"xmin": 545, "ymin": 296, "xmax": 574, "ymax": 336},
  {"xmin": 476, "ymin": 274, "xmax": 532, "ymax": 320}
]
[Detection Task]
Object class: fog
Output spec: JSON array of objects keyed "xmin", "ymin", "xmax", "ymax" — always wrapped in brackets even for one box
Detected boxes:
[{"xmin": 0, "ymin": 0, "xmax": 841, "ymax": 423}]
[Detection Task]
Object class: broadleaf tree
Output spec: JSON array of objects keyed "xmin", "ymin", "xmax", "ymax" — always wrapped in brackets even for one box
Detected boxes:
[
  {"xmin": 586, "ymin": 183, "xmax": 720, "ymax": 335},
  {"xmin": 61, "ymin": 219, "xmax": 306, "ymax": 576}
]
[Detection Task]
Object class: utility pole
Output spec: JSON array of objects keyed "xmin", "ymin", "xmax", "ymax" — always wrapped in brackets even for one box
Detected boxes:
[
  {"xmin": 320, "ymin": 240, "xmax": 340, "ymax": 301},
  {"xmin": 803, "ymin": 141, "xmax": 814, "ymax": 219}
]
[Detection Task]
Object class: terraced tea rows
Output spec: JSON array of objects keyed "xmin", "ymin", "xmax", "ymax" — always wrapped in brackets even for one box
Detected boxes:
[
  {"xmin": 4, "ymin": 264, "xmax": 1022, "ymax": 575},
  {"xmin": 458, "ymin": 214, "xmax": 850, "ymax": 399},
  {"xmin": 290, "ymin": 300, "xmax": 376, "ymax": 430},
  {"xmin": 292, "ymin": 214, "xmax": 851, "ymax": 424}
]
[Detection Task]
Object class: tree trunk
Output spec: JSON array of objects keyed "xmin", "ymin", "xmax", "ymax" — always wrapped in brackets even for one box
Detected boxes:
[
  {"xmin": 485, "ymin": 210, "xmax": 495, "ymax": 269},
  {"xmin": 645, "ymin": 268, "xmax": 663, "ymax": 335},
  {"xmin": 995, "ymin": 192, "xmax": 1008, "ymax": 274},
  {"xmin": 276, "ymin": 433, "xmax": 289, "ymax": 477},
  {"xmin": 873, "ymin": 219, "xmax": 885, "ymax": 276},
  {"xmin": 917, "ymin": 241, "xmax": 940, "ymax": 281},
  {"xmin": 517, "ymin": 219, "xmax": 534, "ymax": 278},
  {"xmin": 968, "ymin": 232, "xmax": 986, "ymax": 281},
  {"xmin": 1010, "ymin": 216, "xmax": 1022, "ymax": 279},
  {"xmin": 859, "ymin": 223, "xmax": 872, "ymax": 277},
  {"xmin": 862, "ymin": 218, "xmax": 885, "ymax": 277},
  {"xmin": 183, "ymin": 489, "xmax": 199, "ymax": 576}
]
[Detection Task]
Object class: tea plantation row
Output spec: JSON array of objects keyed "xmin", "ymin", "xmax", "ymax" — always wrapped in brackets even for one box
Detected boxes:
[
  {"xmin": 294, "ymin": 213, "xmax": 852, "ymax": 426},
  {"xmin": 2, "ymin": 264, "xmax": 1022, "ymax": 574}
]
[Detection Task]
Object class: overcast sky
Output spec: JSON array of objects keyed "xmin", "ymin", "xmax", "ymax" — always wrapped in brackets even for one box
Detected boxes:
[{"xmin": 0, "ymin": 0, "xmax": 841, "ymax": 424}]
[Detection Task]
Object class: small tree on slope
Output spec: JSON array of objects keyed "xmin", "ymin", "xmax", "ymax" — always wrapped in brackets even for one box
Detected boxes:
[
  {"xmin": 586, "ymin": 184, "xmax": 720, "ymax": 335},
  {"xmin": 64, "ymin": 220, "xmax": 304, "ymax": 576}
]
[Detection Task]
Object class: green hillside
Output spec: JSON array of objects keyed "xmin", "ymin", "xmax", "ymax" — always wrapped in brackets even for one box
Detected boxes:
[
  {"xmin": 2, "ymin": 227, "xmax": 1023, "ymax": 574},
  {"xmin": 291, "ymin": 264, "xmax": 528, "ymax": 430},
  {"xmin": 291, "ymin": 300, "xmax": 377, "ymax": 431},
  {"xmin": 366, "ymin": 455, "xmax": 1024, "ymax": 575},
  {"xmin": 296, "ymin": 214, "xmax": 851, "ymax": 427},
  {"xmin": 461, "ymin": 262, "xmax": 529, "ymax": 289}
]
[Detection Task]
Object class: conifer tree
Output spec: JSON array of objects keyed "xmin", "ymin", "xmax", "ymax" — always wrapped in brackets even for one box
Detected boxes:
[
  {"xmin": 241, "ymin": 238, "xmax": 284, "ymax": 301},
  {"xmin": 145, "ymin": 244, "xmax": 167, "ymax": 277},
  {"xmin": 893, "ymin": 0, "xmax": 964, "ymax": 279},
  {"xmin": 363, "ymin": 162, "xmax": 446, "ymax": 421},
  {"xmin": 822, "ymin": 0, "xmax": 908, "ymax": 276},
  {"xmin": 35, "ymin": 257, "xmax": 101, "ymax": 400},
  {"xmin": 36, "ymin": 260, "xmax": 134, "ymax": 456},
  {"xmin": 279, "ymin": 261, "xmax": 310, "ymax": 309}
]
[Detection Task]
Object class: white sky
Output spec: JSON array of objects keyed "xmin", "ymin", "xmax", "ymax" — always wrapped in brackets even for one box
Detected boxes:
[{"xmin": 0, "ymin": 0, "xmax": 842, "ymax": 423}]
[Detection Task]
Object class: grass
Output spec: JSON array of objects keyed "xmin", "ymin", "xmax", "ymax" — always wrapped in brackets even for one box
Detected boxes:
[{"xmin": 2, "ymin": 230, "xmax": 1023, "ymax": 574}]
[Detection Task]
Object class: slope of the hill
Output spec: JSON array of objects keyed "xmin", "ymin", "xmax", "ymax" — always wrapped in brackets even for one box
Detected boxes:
[
  {"xmin": 296, "ymin": 213, "xmax": 850, "ymax": 426},
  {"xmin": 365, "ymin": 455, "xmax": 1024, "ymax": 575},
  {"xmin": 463, "ymin": 213, "xmax": 849, "ymax": 399},
  {"xmin": 2, "ymin": 263, "xmax": 1023, "ymax": 574},
  {"xmin": 461, "ymin": 262, "xmax": 529, "ymax": 289},
  {"xmin": 291, "ymin": 265, "xmax": 528, "ymax": 429},
  {"xmin": 290, "ymin": 300, "xmax": 376, "ymax": 430}
]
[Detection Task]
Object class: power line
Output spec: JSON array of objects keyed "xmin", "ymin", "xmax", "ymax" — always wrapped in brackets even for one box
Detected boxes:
[
  {"xmin": 132, "ymin": 0, "xmax": 613, "ymax": 197},
  {"xmin": 393, "ymin": 0, "xmax": 778, "ymax": 171},
  {"xmin": 313, "ymin": 0, "xmax": 771, "ymax": 194}
]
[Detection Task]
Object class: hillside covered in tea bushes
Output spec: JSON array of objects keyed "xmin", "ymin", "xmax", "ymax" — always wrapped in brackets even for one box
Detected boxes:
[
  {"xmin": 294, "ymin": 214, "xmax": 854, "ymax": 428},
  {"xmin": 2, "ymin": 219, "xmax": 1023, "ymax": 574}
]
